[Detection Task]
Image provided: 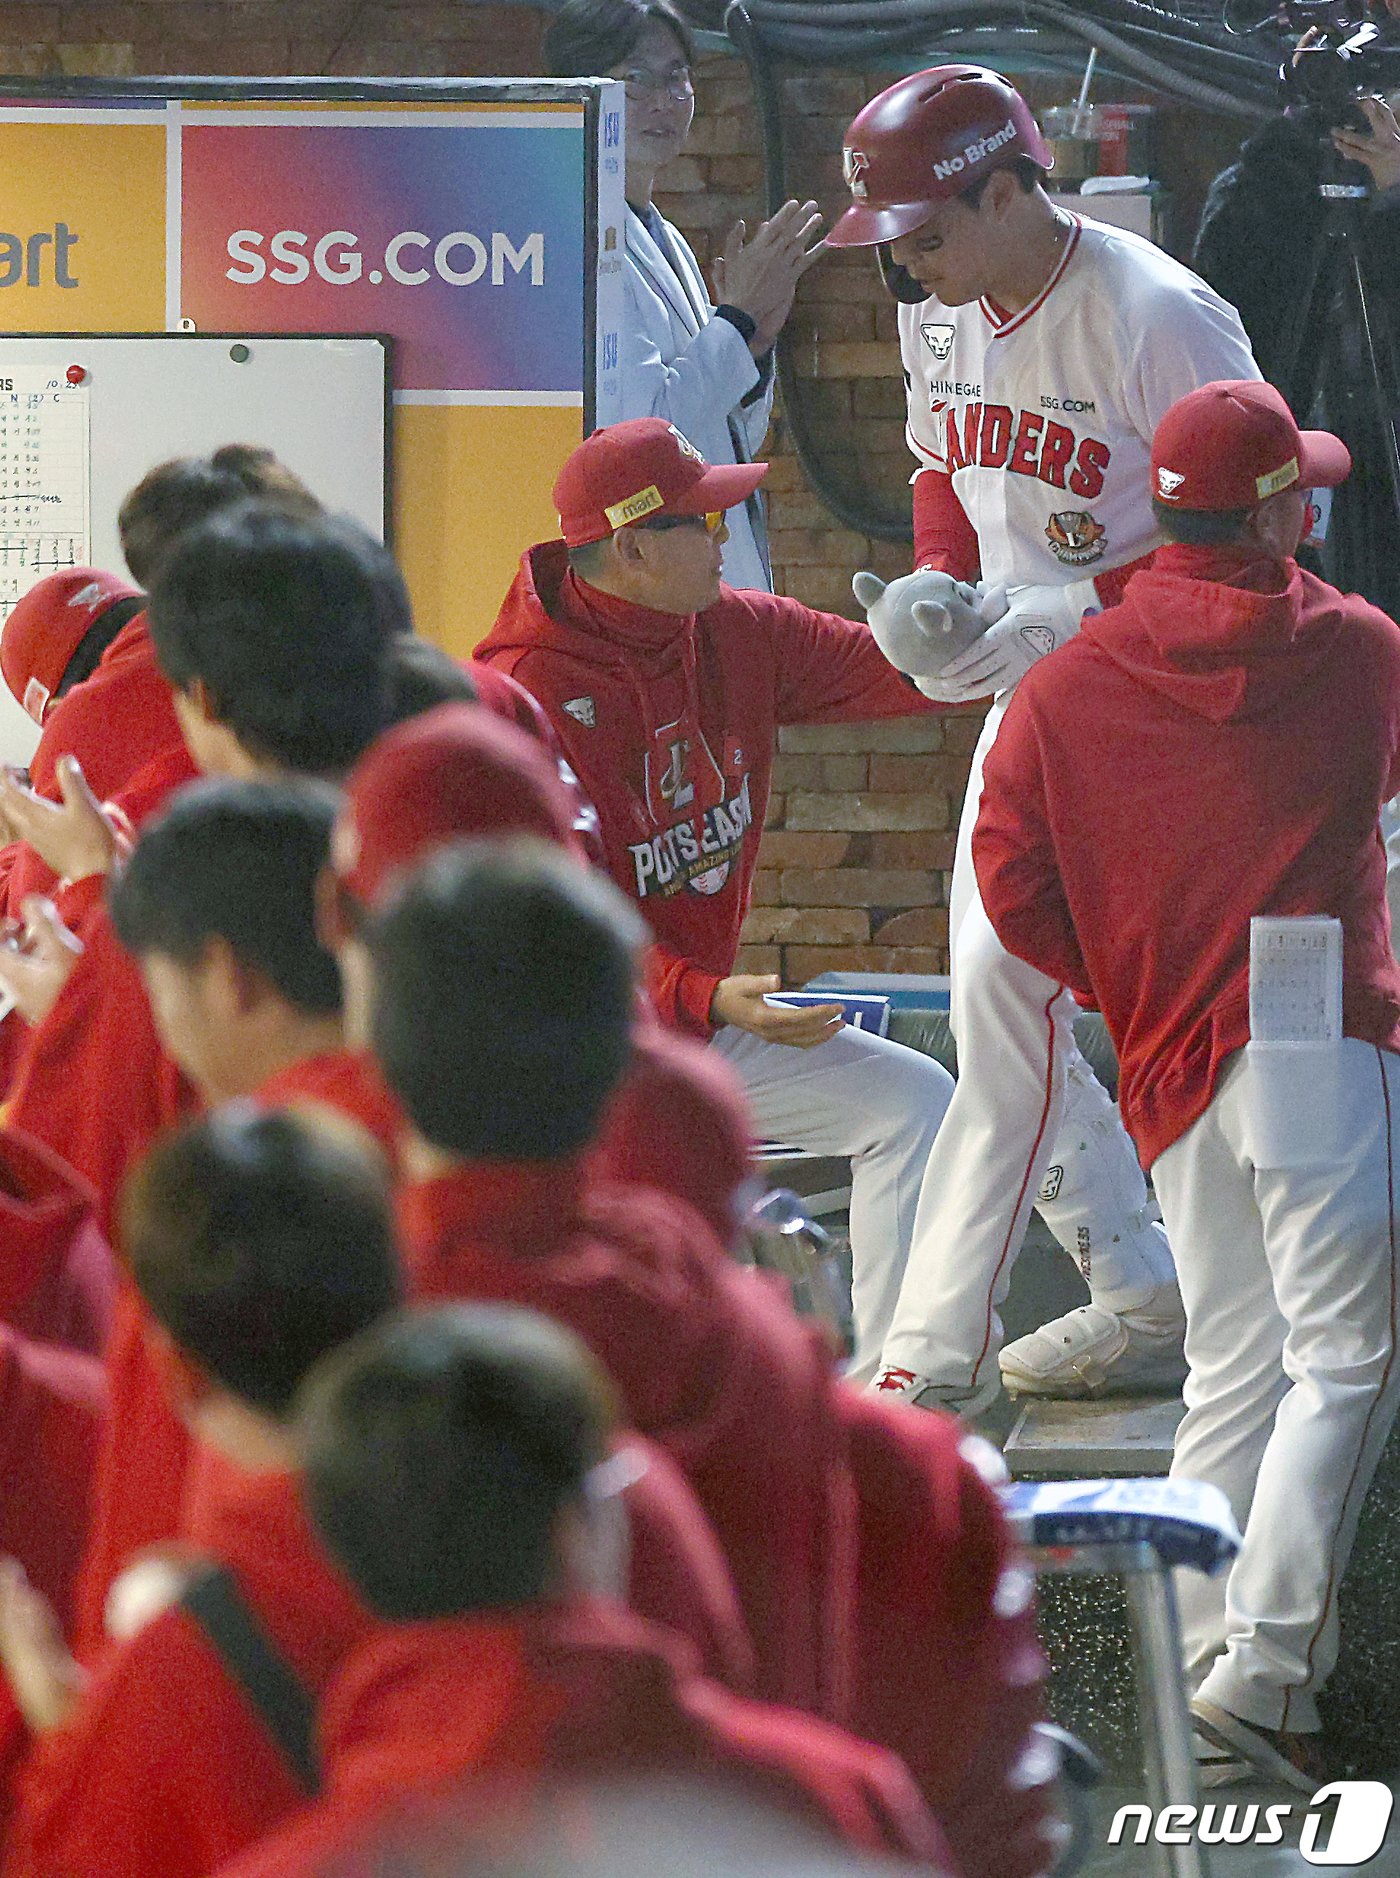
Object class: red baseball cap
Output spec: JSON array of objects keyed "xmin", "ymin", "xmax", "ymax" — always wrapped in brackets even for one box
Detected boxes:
[
  {"xmin": 1151, "ymin": 380, "xmax": 1351, "ymax": 513},
  {"xmin": 335, "ymin": 702, "xmax": 580, "ymax": 909},
  {"xmin": 553, "ymin": 418, "xmax": 767, "ymax": 549},
  {"xmin": 1, "ymin": 567, "xmax": 143, "ymax": 724}
]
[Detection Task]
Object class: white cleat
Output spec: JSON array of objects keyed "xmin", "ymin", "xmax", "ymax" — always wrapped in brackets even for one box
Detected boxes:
[
  {"xmin": 998, "ymin": 1282, "xmax": 1188, "ymax": 1399},
  {"xmin": 870, "ymin": 1364, "xmax": 1002, "ymax": 1418}
]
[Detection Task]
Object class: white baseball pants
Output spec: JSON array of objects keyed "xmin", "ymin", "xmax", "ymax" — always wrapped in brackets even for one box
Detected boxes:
[
  {"xmin": 880, "ymin": 699, "xmax": 1175, "ymax": 1387},
  {"xmin": 1156, "ymin": 1042, "xmax": 1400, "ymax": 1733},
  {"xmin": 1381, "ymin": 793, "xmax": 1400, "ymax": 953},
  {"xmin": 711, "ymin": 1021, "xmax": 954, "ymax": 1382}
]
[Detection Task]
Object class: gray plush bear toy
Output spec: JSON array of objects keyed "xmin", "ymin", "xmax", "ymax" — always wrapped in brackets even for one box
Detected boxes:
[{"xmin": 852, "ymin": 568, "xmax": 1006, "ymax": 696}]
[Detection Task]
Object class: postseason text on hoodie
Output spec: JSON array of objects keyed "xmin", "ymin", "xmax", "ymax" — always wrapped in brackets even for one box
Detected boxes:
[
  {"xmin": 475, "ymin": 543, "xmax": 934, "ymax": 1036},
  {"xmin": 972, "ymin": 542, "xmax": 1400, "ymax": 1167}
]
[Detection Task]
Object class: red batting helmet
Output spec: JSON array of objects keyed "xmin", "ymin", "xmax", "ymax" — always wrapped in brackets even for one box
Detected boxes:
[
  {"xmin": 827, "ymin": 65, "xmax": 1053, "ymax": 248},
  {"xmin": 1, "ymin": 567, "xmax": 142, "ymax": 724}
]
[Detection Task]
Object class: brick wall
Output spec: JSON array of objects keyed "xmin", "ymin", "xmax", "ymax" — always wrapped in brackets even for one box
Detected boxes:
[
  {"xmin": 0, "ymin": 3, "xmax": 549, "ymax": 80},
  {"xmin": 0, "ymin": 8, "xmax": 1246, "ymax": 980}
]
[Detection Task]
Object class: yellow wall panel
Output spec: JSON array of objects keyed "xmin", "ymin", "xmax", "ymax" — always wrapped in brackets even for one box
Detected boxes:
[
  {"xmin": 394, "ymin": 402, "xmax": 583, "ymax": 655},
  {"xmin": 0, "ymin": 122, "xmax": 166, "ymax": 330}
]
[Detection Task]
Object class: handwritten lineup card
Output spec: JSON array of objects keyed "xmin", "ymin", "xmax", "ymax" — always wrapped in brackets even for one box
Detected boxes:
[{"xmin": 0, "ymin": 382, "xmax": 91, "ymax": 616}]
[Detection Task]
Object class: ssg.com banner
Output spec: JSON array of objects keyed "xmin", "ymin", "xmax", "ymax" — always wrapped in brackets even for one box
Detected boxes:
[{"xmin": 179, "ymin": 118, "xmax": 586, "ymax": 394}]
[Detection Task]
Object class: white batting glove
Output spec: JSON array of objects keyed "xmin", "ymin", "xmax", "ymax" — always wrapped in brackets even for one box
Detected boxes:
[
  {"xmin": 852, "ymin": 568, "xmax": 987, "ymax": 680},
  {"xmin": 935, "ymin": 576, "xmax": 1099, "ymax": 701}
]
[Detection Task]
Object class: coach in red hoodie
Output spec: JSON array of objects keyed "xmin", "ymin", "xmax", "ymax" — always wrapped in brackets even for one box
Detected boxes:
[
  {"xmin": 476, "ymin": 418, "xmax": 953, "ymax": 1382},
  {"xmin": 974, "ymin": 378, "xmax": 1400, "ymax": 1790},
  {"xmin": 216, "ymin": 1303, "xmax": 951, "ymax": 1878}
]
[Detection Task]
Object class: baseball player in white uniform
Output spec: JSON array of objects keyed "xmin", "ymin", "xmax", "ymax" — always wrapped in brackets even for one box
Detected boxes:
[{"xmin": 827, "ymin": 65, "xmax": 1262, "ymax": 1410}]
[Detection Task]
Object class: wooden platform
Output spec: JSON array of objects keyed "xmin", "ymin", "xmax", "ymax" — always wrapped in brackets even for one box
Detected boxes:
[{"xmin": 1003, "ymin": 1395, "xmax": 1185, "ymax": 1479}]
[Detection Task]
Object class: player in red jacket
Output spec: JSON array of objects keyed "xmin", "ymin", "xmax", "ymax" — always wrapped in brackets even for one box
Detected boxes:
[
  {"xmin": 364, "ymin": 836, "xmax": 1061, "ymax": 1878},
  {"xmin": 973, "ymin": 379, "xmax": 1398, "ymax": 1786},
  {"xmin": 103, "ymin": 773, "xmax": 753, "ymax": 1703},
  {"xmin": 328, "ymin": 699, "xmax": 764, "ymax": 1242},
  {"xmin": 0, "ymin": 448, "xmax": 321, "ymax": 942},
  {"xmin": 213, "ymin": 1304, "xmax": 952, "ymax": 1878},
  {"xmin": 0, "ymin": 567, "xmax": 157, "ymax": 911},
  {"xmin": 0, "ymin": 1109, "xmax": 398, "ymax": 1878},
  {"xmin": 0, "ymin": 1115, "xmax": 763, "ymax": 1878},
  {"xmin": 6, "ymin": 509, "xmax": 409, "ymax": 1661},
  {"xmin": 371, "ymin": 839, "xmax": 853, "ymax": 1719},
  {"xmin": 66, "ymin": 737, "xmax": 459, "ymax": 1660},
  {"xmin": 475, "ymin": 417, "xmax": 954, "ymax": 1381}
]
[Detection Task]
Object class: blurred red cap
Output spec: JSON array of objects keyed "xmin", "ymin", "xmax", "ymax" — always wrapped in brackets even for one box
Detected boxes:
[{"xmin": 335, "ymin": 702, "xmax": 580, "ymax": 909}]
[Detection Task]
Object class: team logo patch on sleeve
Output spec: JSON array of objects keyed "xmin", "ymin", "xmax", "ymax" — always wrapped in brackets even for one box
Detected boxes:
[
  {"xmin": 1046, "ymin": 509, "xmax": 1106, "ymax": 566},
  {"xmin": 921, "ymin": 322, "xmax": 955, "ymax": 361},
  {"xmin": 562, "ymin": 696, "xmax": 596, "ymax": 729}
]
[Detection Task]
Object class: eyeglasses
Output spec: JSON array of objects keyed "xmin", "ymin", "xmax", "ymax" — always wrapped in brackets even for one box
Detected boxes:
[
  {"xmin": 637, "ymin": 510, "xmax": 724, "ymax": 535},
  {"xmin": 619, "ymin": 64, "xmax": 694, "ymax": 103}
]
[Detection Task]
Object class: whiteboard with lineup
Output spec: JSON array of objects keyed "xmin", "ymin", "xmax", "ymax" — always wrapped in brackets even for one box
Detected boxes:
[{"xmin": 0, "ymin": 333, "xmax": 390, "ymax": 764}]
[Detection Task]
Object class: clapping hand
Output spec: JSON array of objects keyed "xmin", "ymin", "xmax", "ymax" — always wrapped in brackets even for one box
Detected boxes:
[
  {"xmin": 0, "ymin": 755, "xmax": 129, "ymax": 885},
  {"xmin": 0, "ymin": 895, "xmax": 85, "ymax": 1025},
  {"xmin": 713, "ymin": 199, "xmax": 826, "ymax": 353}
]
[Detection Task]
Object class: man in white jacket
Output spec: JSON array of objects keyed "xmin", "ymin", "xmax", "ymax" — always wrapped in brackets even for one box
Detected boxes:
[{"xmin": 546, "ymin": 0, "xmax": 822, "ymax": 592}]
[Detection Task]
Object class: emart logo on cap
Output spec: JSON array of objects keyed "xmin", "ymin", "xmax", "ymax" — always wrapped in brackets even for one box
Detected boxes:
[
  {"xmin": 843, "ymin": 147, "xmax": 871, "ymax": 199},
  {"xmin": 1156, "ymin": 467, "xmax": 1185, "ymax": 501},
  {"xmin": 604, "ymin": 484, "xmax": 666, "ymax": 529},
  {"xmin": 1256, "ymin": 456, "xmax": 1299, "ymax": 500}
]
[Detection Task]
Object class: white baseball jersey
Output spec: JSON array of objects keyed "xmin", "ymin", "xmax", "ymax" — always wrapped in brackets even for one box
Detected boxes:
[{"xmin": 900, "ymin": 213, "xmax": 1261, "ymax": 592}]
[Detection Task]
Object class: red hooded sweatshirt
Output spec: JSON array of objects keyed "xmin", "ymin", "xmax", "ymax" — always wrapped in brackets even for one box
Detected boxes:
[
  {"xmin": 4, "ymin": 741, "xmax": 201, "ymax": 1228},
  {"xmin": 399, "ymin": 1160, "xmax": 854, "ymax": 1720},
  {"xmin": 837, "ymin": 1390, "xmax": 1054, "ymax": 1878},
  {"xmin": 0, "ymin": 1327, "xmax": 105, "ymax": 1845},
  {"xmin": 0, "ymin": 1128, "xmax": 114, "ymax": 1357},
  {"xmin": 396, "ymin": 1162, "xmax": 1055, "ymax": 1878},
  {"xmin": 7, "ymin": 1464, "xmax": 375, "ymax": 1878},
  {"xmin": 65, "ymin": 1051, "xmax": 392, "ymax": 1664},
  {"xmin": 475, "ymin": 544, "xmax": 933, "ymax": 1035},
  {"xmin": 0, "ymin": 613, "xmax": 183, "ymax": 922},
  {"xmin": 592, "ymin": 1024, "xmax": 754, "ymax": 1245},
  {"xmin": 214, "ymin": 1598, "xmax": 950, "ymax": 1878},
  {"xmin": 974, "ymin": 543, "xmax": 1400, "ymax": 1166},
  {"xmin": 254, "ymin": 1049, "xmax": 405, "ymax": 1169}
]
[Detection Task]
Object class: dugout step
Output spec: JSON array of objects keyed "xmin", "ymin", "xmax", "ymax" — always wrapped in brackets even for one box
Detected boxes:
[
  {"xmin": 1004, "ymin": 1396, "xmax": 1185, "ymax": 1480},
  {"xmin": 753, "ymin": 1147, "xmax": 851, "ymax": 1219}
]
